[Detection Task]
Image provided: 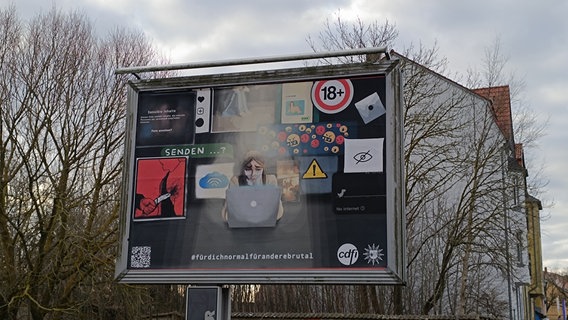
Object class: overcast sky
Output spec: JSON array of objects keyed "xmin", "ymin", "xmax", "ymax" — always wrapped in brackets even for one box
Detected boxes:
[{"xmin": 9, "ymin": 0, "xmax": 568, "ymax": 270}]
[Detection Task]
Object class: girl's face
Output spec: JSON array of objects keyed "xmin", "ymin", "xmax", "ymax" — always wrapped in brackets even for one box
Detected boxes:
[{"xmin": 243, "ymin": 159, "xmax": 263, "ymax": 184}]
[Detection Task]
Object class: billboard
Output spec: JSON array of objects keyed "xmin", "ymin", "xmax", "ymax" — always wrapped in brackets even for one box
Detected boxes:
[{"xmin": 115, "ymin": 61, "xmax": 405, "ymax": 284}]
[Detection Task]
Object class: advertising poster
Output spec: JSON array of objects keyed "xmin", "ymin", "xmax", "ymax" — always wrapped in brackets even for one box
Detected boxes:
[
  {"xmin": 118, "ymin": 64, "xmax": 404, "ymax": 284},
  {"xmin": 133, "ymin": 157, "xmax": 187, "ymax": 220}
]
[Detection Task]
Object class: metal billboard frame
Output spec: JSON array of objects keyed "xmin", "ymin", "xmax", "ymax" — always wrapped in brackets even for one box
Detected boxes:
[{"xmin": 115, "ymin": 49, "xmax": 405, "ymax": 285}]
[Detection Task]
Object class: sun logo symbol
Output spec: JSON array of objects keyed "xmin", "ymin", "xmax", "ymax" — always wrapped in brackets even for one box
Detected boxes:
[{"xmin": 363, "ymin": 244, "xmax": 384, "ymax": 265}]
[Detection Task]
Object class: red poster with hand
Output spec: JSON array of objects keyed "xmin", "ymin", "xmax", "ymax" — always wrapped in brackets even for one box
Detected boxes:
[{"xmin": 133, "ymin": 157, "xmax": 187, "ymax": 220}]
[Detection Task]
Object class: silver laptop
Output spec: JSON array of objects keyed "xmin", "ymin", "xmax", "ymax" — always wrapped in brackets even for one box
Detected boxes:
[{"xmin": 225, "ymin": 185, "xmax": 281, "ymax": 228}]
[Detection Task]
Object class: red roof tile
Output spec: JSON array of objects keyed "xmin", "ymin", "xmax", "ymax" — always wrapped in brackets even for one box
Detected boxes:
[{"xmin": 473, "ymin": 85, "xmax": 514, "ymax": 145}]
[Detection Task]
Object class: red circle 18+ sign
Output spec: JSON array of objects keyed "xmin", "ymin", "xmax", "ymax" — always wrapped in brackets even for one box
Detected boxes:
[{"xmin": 311, "ymin": 79, "xmax": 354, "ymax": 114}]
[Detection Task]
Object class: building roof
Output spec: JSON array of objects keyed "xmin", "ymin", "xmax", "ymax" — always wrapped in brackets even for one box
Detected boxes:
[{"xmin": 472, "ymin": 86, "xmax": 515, "ymax": 149}]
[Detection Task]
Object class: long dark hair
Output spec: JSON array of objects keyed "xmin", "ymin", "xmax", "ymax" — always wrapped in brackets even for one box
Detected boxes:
[{"xmin": 237, "ymin": 151, "xmax": 267, "ymax": 185}]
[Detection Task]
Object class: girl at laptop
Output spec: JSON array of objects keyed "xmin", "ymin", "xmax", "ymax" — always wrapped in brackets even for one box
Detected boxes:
[{"xmin": 221, "ymin": 151, "xmax": 284, "ymax": 222}]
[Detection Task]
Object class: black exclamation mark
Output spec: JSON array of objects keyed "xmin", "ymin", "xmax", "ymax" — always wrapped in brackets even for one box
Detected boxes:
[{"xmin": 312, "ymin": 164, "xmax": 316, "ymax": 177}]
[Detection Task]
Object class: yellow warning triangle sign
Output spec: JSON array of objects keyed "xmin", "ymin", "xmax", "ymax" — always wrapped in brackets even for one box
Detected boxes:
[{"xmin": 302, "ymin": 159, "xmax": 327, "ymax": 179}]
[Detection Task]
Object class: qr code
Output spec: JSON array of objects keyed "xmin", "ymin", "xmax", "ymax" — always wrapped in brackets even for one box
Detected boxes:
[{"xmin": 131, "ymin": 246, "xmax": 151, "ymax": 268}]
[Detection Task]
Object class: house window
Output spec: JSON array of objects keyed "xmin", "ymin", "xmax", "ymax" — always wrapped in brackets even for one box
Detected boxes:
[
  {"xmin": 512, "ymin": 176, "xmax": 520, "ymax": 207},
  {"xmin": 516, "ymin": 230, "xmax": 524, "ymax": 267}
]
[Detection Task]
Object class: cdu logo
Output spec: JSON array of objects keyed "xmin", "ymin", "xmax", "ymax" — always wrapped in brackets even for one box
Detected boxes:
[{"xmin": 337, "ymin": 243, "xmax": 359, "ymax": 266}]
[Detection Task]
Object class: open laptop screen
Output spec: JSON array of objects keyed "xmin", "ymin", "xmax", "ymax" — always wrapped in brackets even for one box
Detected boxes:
[{"xmin": 225, "ymin": 185, "xmax": 281, "ymax": 228}]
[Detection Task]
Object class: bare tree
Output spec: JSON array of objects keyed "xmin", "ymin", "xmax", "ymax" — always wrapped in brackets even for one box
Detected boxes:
[
  {"xmin": 395, "ymin": 48, "xmax": 523, "ymax": 317},
  {"xmin": 0, "ymin": 7, "xmax": 177, "ymax": 319},
  {"xmin": 270, "ymin": 13, "xmax": 534, "ymax": 319},
  {"xmin": 308, "ymin": 14, "xmax": 512, "ymax": 316},
  {"xmin": 468, "ymin": 36, "xmax": 548, "ymax": 199},
  {"xmin": 306, "ymin": 10, "xmax": 398, "ymax": 65},
  {"xmin": 544, "ymin": 269, "xmax": 568, "ymax": 316}
]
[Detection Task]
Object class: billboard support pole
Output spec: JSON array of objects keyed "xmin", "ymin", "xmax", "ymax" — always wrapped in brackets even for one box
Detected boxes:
[
  {"xmin": 115, "ymin": 47, "xmax": 390, "ymax": 75},
  {"xmin": 186, "ymin": 286, "xmax": 231, "ymax": 320}
]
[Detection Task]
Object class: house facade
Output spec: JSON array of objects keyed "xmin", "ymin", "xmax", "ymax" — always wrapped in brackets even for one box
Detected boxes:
[
  {"xmin": 394, "ymin": 52, "xmax": 539, "ymax": 319},
  {"xmin": 526, "ymin": 195, "xmax": 546, "ymax": 319}
]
